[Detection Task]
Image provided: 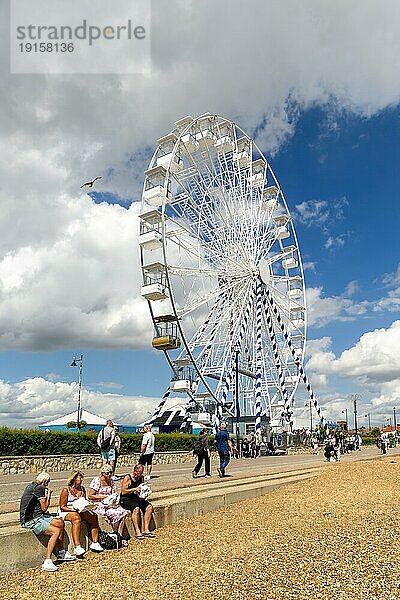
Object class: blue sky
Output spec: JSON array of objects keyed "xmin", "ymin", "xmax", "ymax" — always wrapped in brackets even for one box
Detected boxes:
[{"xmin": 1, "ymin": 0, "xmax": 400, "ymax": 428}]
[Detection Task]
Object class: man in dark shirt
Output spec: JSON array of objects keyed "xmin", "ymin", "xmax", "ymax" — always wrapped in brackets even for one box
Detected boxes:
[
  {"xmin": 20, "ymin": 472, "xmax": 72, "ymax": 571},
  {"xmin": 215, "ymin": 422, "xmax": 233, "ymax": 477}
]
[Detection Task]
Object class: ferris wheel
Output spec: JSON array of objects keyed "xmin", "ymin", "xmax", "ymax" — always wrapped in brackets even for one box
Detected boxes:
[{"xmin": 139, "ymin": 113, "xmax": 317, "ymax": 431}]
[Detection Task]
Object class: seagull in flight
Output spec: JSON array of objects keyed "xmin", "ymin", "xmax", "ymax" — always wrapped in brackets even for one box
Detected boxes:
[{"xmin": 80, "ymin": 176, "xmax": 102, "ymax": 189}]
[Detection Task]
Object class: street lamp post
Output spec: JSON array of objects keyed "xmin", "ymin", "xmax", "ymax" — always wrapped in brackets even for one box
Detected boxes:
[
  {"xmin": 364, "ymin": 413, "xmax": 371, "ymax": 430},
  {"xmin": 342, "ymin": 408, "xmax": 348, "ymax": 431},
  {"xmin": 234, "ymin": 346, "xmax": 240, "ymax": 456},
  {"xmin": 351, "ymin": 394, "xmax": 360, "ymax": 436},
  {"xmin": 393, "ymin": 407, "xmax": 397, "ymax": 433},
  {"xmin": 71, "ymin": 354, "xmax": 84, "ymax": 433},
  {"xmin": 387, "ymin": 417, "xmax": 392, "ymax": 430},
  {"xmin": 305, "ymin": 400, "xmax": 313, "ymax": 432}
]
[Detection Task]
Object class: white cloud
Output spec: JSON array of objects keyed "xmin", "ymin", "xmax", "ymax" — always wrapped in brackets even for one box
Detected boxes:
[
  {"xmin": 293, "ymin": 200, "xmax": 330, "ymax": 227},
  {"xmin": 382, "ymin": 263, "xmax": 400, "ymax": 287},
  {"xmin": 0, "ymin": 197, "xmax": 153, "ymax": 350},
  {"xmin": 306, "ymin": 286, "xmax": 369, "ymax": 328},
  {"xmin": 305, "ymin": 336, "xmax": 332, "ymax": 357},
  {"xmin": 1, "ymin": 0, "xmax": 400, "ymax": 354},
  {"xmin": 344, "ymin": 280, "xmax": 359, "ymax": 297},
  {"xmin": 302, "ymin": 261, "xmax": 317, "ymax": 272},
  {"xmin": 0, "ymin": 376, "xmax": 182, "ymax": 427},
  {"xmin": 373, "ymin": 288, "xmax": 400, "ymax": 313},
  {"xmin": 300, "ymin": 325, "xmax": 400, "ymax": 428},
  {"xmin": 294, "ymin": 197, "xmax": 348, "ymax": 229},
  {"xmin": 307, "ymin": 321, "xmax": 400, "ymax": 385},
  {"xmin": 324, "ymin": 235, "xmax": 346, "ymax": 249}
]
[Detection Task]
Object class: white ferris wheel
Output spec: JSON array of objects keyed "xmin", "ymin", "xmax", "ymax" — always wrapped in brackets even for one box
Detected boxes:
[{"xmin": 139, "ymin": 113, "xmax": 317, "ymax": 432}]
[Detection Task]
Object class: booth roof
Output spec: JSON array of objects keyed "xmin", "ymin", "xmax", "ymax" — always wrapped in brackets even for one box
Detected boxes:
[{"xmin": 41, "ymin": 409, "xmax": 108, "ymax": 427}]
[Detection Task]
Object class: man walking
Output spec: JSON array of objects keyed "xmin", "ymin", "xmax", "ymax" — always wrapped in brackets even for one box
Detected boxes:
[
  {"xmin": 215, "ymin": 422, "xmax": 233, "ymax": 477},
  {"xmin": 139, "ymin": 424, "xmax": 155, "ymax": 480},
  {"xmin": 97, "ymin": 419, "xmax": 116, "ymax": 473}
]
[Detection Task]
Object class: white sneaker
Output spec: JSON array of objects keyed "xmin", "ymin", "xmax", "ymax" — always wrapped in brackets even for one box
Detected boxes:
[
  {"xmin": 74, "ymin": 545, "xmax": 86, "ymax": 557},
  {"xmin": 58, "ymin": 550, "xmax": 76, "ymax": 561},
  {"xmin": 42, "ymin": 559, "xmax": 58, "ymax": 572},
  {"xmin": 89, "ymin": 542, "xmax": 104, "ymax": 552}
]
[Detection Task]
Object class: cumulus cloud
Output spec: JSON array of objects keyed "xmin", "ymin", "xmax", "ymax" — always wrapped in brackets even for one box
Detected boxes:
[
  {"xmin": 0, "ymin": 196, "xmax": 153, "ymax": 350},
  {"xmin": 300, "ymin": 325, "xmax": 400, "ymax": 428},
  {"xmin": 306, "ymin": 286, "xmax": 369, "ymax": 328},
  {"xmin": 1, "ymin": 0, "xmax": 400, "ymax": 355},
  {"xmin": 307, "ymin": 321, "xmax": 400, "ymax": 385},
  {"xmin": 0, "ymin": 377, "xmax": 181, "ymax": 427}
]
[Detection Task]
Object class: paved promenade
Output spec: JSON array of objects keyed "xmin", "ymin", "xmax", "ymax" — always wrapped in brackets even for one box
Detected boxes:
[
  {"xmin": 0, "ymin": 447, "xmax": 399, "ymax": 599},
  {"xmin": 0, "ymin": 445, "xmax": 393, "ymax": 510}
]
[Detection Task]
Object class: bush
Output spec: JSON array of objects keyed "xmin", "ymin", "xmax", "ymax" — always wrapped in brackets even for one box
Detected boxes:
[
  {"xmin": 360, "ymin": 427, "xmax": 381, "ymax": 446},
  {"xmin": 0, "ymin": 427, "xmax": 212, "ymax": 456},
  {"xmin": 0, "ymin": 428, "xmax": 99, "ymax": 456}
]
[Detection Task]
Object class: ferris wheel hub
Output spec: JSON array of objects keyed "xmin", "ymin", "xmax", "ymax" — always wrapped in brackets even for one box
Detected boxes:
[{"xmin": 258, "ymin": 258, "xmax": 270, "ymax": 284}]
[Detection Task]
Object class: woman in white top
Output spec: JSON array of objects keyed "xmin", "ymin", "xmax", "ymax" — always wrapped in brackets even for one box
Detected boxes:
[{"xmin": 58, "ymin": 471, "xmax": 103, "ymax": 556}]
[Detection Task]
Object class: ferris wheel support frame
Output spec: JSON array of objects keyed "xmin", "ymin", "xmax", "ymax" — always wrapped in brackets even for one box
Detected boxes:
[{"xmin": 140, "ymin": 113, "xmax": 327, "ymax": 433}]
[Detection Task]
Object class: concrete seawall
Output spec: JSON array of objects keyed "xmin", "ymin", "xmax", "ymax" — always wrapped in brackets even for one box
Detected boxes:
[{"xmin": 0, "ymin": 466, "xmax": 319, "ymax": 575}]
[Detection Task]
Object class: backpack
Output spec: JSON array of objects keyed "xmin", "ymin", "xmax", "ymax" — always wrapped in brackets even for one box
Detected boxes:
[
  {"xmin": 98, "ymin": 530, "xmax": 123, "ymax": 550},
  {"xmin": 100, "ymin": 428, "xmax": 111, "ymax": 451}
]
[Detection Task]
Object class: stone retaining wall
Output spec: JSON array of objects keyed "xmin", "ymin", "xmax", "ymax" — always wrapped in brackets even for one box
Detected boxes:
[
  {"xmin": 0, "ymin": 447, "xmax": 309, "ymax": 475},
  {"xmin": 0, "ymin": 451, "xmax": 196, "ymax": 475}
]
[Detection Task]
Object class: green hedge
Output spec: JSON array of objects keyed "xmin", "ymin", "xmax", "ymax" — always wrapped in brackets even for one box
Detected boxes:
[{"xmin": 0, "ymin": 427, "xmax": 207, "ymax": 457}]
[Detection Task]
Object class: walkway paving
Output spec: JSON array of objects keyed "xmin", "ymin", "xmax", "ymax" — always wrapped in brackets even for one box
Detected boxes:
[{"xmin": 0, "ymin": 446, "xmax": 393, "ymax": 507}]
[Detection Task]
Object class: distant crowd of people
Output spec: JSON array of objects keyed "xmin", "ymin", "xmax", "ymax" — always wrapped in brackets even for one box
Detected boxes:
[{"xmin": 321, "ymin": 432, "xmax": 362, "ymax": 462}]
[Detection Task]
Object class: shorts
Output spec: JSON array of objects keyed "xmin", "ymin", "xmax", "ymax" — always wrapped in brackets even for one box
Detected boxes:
[
  {"xmin": 22, "ymin": 515, "xmax": 53, "ymax": 535},
  {"xmin": 101, "ymin": 449, "xmax": 116, "ymax": 461},
  {"xmin": 139, "ymin": 453, "xmax": 154, "ymax": 466},
  {"xmin": 120, "ymin": 495, "xmax": 150, "ymax": 513}
]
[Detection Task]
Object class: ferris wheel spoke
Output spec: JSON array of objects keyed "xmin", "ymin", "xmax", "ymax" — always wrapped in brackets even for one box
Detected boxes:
[
  {"xmin": 166, "ymin": 220, "xmax": 252, "ymax": 276},
  {"xmin": 176, "ymin": 275, "xmax": 250, "ymax": 321},
  {"xmin": 172, "ymin": 166, "xmax": 255, "ymax": 268}
]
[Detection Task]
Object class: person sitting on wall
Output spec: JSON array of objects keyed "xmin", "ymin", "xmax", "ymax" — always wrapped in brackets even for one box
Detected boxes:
[
  {"xmin": 58, "ymin": 471, "xmax": 103, "ymax": 556},
  {"xmin": 20, "ymin": 471, "xmax": 75, "ymax": 572},
  {"xmin": 119, "ymin": 464, "xmax": 156, "ymax": 540},
  {"xmin": 88, "ymin": 463, "xmax": 127, "ymax": 537}
]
